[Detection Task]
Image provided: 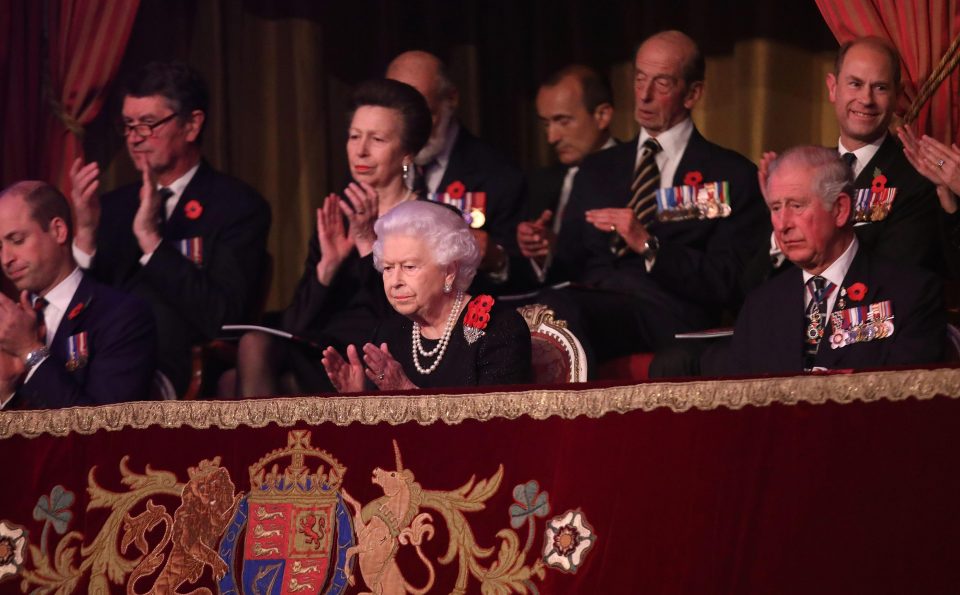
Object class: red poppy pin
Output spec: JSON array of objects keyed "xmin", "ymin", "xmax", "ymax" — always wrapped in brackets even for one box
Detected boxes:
[
  {"xmin": 683, "ymin": 170, "xmax": 704, "ymax": 188},
  {"xmin": 184, "ymin": 199, "xmax": 203, "ymax": 220},
  {"xmin": 846, "ymin": 282, "xmax": 868, "ymax": 302},
  {"xmin": 446, "ymin": 180, "xmax": 466, "ymax": 199},
  {"xmin": 67, "ymin": 298, "xmax": 90, "ymax": 321},
  {"xmin": 463, "ymin": 294, "xmax": 494, "ymax": 344},
  {"xmin": 871, "ymin": 174, "xmax": 887, "ymax": 194}
]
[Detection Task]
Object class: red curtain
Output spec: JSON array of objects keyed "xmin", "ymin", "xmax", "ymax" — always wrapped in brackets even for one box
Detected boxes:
[
  {"xmin": 816, "ymin": 0, "xmax": 960, "ymax": 145},
  {"xmin": 0, "ymin": 1, "xmax": 43, "ymax": 186},
  {"xmin": 41, "ymin": 0, "xmax": 139, "ymax": 196}
]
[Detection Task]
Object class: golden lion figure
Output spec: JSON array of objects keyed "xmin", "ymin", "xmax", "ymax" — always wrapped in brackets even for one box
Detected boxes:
[{"xmin": 122, "ymin": 457, "xmax": 242, "ymax": 595}]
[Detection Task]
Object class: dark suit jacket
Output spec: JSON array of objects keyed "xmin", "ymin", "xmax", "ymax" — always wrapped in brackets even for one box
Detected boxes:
[
  {"xmin": 91, "ymin": 161, "xmax": 271, "ymax": 393},
  {"xmin": 549, "ymin": 126, "xmax": 767, "ymax": 313},
  {"xmin": 437, "ymin": 126, "xmax": 525, "ymax": 250},
  {"xmin": 851, "ymin": 134, "xmax": 941, "ymax": 272},
  {"xmin": 726, "ymin": 246, "xmax": 945, "ymax": 375},
  {"xmin": 10, "ymin": 274, "xmax": 157, "ymax": 409},
  {"xmin": 523, "ymin": 163, "xmax": 568, "ymax": 222}
]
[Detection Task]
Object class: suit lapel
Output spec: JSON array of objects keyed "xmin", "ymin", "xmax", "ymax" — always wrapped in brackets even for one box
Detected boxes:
[
  {"xmin": 51, "ymin": 275, "xmax": 94, "ymax": 354},
  {"xmin": 164, "ymin": 161, "xmax": 209, "ymax": 235},
  {"xmin": 853, "ymin": 134, "xmax": 895, "ymax": 188},
  {"xmin": 671, "ymin": 127, "xmax": 706, "ymax": 187}
]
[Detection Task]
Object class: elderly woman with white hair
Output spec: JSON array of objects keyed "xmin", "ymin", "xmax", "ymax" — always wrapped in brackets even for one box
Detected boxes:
[{"xmin": 321, "ymin": 201, "xmax": 532, "ymax": 390}]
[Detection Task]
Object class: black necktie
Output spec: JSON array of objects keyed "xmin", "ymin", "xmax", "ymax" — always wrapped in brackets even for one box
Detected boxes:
[
  {"xmin": 157, "ymin": 187, "xmax": 174, "ymax": 232},
  {"xmin": 841, "ymin": 152, "xmax": 856, "ymax": 171},
  {"xmin": 612, "ymin": 138, "xmax": 661, "ymax": 256},
  {"xmin": 804, "ymin": 275, "xmax": 835, "ymax": 369}
]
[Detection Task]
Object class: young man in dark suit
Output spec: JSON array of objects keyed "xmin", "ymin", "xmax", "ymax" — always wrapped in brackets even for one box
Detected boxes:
[
  {"xmin": 513, "ymin": 65, "xmax": 616, "ymax": 290},
  {"xmin": 726, "ymin": 146, "xmax": 944, "ymax": 375},
  {"xmin": 68, "ymin": 62, "xmax": 271, "ymax": 395},
  {"xmin": 536, "ymin": 31, "xmax": 767, "ymax": 361},
  {"xmin": 386, "ymin": 50, "xmax": 524, "ymax": 286},
  {"xmin": 0, "ymin": 182, "xmax": 156, "ymax": 410}
]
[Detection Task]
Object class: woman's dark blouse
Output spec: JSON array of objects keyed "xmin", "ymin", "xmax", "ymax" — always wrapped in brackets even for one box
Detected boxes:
[{"xmin": 373, "ymin": 298, "xmax": 533, "ymax": 389}]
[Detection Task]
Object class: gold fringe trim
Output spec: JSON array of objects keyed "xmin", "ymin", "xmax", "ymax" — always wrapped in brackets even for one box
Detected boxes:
[{"xmin": 2, "ymin": 368, "xmax": 959, "ymax": 439}]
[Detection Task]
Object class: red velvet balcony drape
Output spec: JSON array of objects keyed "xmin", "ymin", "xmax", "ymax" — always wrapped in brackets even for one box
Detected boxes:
[{"xmin": 816, "ymin": 0, "xmax": 960, "ymax": 144}]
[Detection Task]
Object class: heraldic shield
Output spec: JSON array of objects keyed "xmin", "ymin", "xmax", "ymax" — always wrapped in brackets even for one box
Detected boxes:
[{"xmin": 218, "ymin": 430, "xmax": 355, "ymax": 594}]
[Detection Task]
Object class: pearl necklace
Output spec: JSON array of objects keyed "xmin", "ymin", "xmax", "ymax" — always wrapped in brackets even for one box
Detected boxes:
[{"xmin": 411, "ymin": 290, "xmax": 464, "ymax": 375}]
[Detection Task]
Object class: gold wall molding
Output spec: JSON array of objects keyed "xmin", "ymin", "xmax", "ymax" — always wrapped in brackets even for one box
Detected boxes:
[{"xmin": 2, "ymin": 367, "xmax": 958, "ymax": 439}]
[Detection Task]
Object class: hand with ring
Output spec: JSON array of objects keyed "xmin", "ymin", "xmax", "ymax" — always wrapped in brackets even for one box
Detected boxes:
[
  {"xmin": 585, "ymin": 208, "xmax": 650, "ymax": 253},
  {"xmin": 362, "ymin": 342, "xmax": 417, "ymax": 390},
  {"xmin": 898, "ymin": 125, "xmax": 960, "ymax": 213}
]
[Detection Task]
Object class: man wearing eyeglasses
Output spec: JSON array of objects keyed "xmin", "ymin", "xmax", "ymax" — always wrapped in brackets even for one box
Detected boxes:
[
  {"xmin": 539, "ymin": 31, "xmax": 767, "ymax": 365},
  {"xmin": 69, "ymin": 61, "xmax": 270, "ymax": 396}
]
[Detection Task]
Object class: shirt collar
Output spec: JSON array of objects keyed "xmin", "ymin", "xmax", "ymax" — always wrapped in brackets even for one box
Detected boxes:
[
  {"xmin": 802, "ymin": 235, "xmax": 859, "ymax": 289},
  {"xmin": 599, "ymin": 136, "xmax": 616, "ymax": 151},
  {"xmin": 38, "ymin": 267, "xmax": 83, "ymax": 313},
  {"xmin": 158, "ymin": 162, "xmax": 200, "ymax": 199},
  {"xmin": 838, "ymin": 134, "xmax": 885, "ymax": 179},
  {"xmin": 637, "ymin": 117, "xmax": 693, "ymax": 167}
]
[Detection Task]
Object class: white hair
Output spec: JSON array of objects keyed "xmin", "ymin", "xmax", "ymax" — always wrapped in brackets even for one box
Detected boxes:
[
  {"xmin": 767, "ymin": 145, "xmax": 854, "ymax": 210},
  {"xmin": 372, "ymin": 201, "xmax": 481, "ymax": 291}
]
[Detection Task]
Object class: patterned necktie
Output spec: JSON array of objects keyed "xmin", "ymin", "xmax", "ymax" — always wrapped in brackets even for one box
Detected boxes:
[
  {"xmin": 33, "ymin": 296, "xmax": 48, "ymax": 343},
  {"xmin": 804, "ymin": 275, "xmax": 836, "ymax": 369},
  {"xmin": 612, "ymin": 138, "xmax": 661, "ymax": 256}
]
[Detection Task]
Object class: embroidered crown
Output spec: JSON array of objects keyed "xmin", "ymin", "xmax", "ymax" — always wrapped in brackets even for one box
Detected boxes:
[{"xmin": 248, "ymin": 430, "xmax": 346, "ymax": 497}]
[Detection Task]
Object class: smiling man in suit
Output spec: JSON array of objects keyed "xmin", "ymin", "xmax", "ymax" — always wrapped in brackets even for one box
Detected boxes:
[
  {"xmin": 727, "ymin": 146, "xmax": 944, "ymax": 374},
  {"xmin": 0, "ymin": 181, "xmax": 156, "ymax": 409},
  {"xmin": 69, "ymin": 61, "xmax": 271, "ymax": 395},
  {"xmin": 826, "ymin": 37, "xmax": 940, "ymax": 271},
  {"xmin": 539, "ymin": 31, "xmax": 767, "ymax": 362}
]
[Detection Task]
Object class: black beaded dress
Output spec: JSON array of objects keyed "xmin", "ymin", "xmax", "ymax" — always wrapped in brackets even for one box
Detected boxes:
[{"xmin": 373, "ymin": 297, "xmax": 533, "ymax": 389}]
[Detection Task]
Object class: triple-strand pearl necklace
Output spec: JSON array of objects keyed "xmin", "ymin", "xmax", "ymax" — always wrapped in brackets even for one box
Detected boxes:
[{"xmin": 411, "ymin": 290, "xmax": 464, "ymax": 375}]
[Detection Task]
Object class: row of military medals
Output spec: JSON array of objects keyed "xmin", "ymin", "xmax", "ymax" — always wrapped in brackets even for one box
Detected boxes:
[
  {"xmin": 807, "ymin": 288, "xmax": 895, "ymax": 351},
  {"xmin": 829, "ymin": 289, "xmax": 894, "ymax": 350},
  {"xmin": 830, "ymin": 300, "xmax": 894, "ymax": 349}
]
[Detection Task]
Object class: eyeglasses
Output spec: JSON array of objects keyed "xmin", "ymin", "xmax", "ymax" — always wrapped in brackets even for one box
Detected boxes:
[{"xmin": 118, "ymin": 113, "xmax": 178, "ymax": 138}]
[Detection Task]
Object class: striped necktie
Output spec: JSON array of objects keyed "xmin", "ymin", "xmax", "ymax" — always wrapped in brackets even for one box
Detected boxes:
[
  {"xmin": 612, "ymin": 138, "xmax": 661, "ymax": 256},
  {"xmin": 33, "ymin": 296, "xmax": 48, "ymax": 343}
]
